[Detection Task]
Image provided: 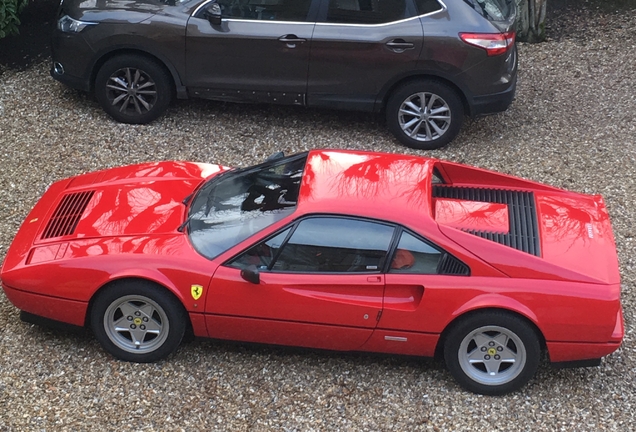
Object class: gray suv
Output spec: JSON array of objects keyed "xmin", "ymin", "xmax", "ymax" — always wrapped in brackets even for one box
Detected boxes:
[{"xmin": 52, "ymin": 0, "xmax": 517, "ymax": 149}]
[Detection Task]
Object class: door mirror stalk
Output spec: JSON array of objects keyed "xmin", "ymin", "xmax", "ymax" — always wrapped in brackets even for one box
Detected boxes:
[
  {"xmin": 205, "ymin": 3, "xmax": 222, "ymax": 26},
  {"xmin": 240, "ymin": 265, "xmax": 260, "ymax": 284}
]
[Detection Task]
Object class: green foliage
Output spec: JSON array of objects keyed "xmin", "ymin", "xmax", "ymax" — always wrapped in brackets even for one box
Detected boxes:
[{"xmin": 0, "ymin": 0, "xmax": 29, "ymax": 39}]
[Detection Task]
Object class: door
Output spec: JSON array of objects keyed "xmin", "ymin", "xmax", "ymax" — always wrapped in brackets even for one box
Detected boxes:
[
  {"xmin": 204, "ymin": 216, "xmax": 396, "ymax": 350},
  {"xmin": 307, "ymin": 0, "xmax": 424, "ymax": 110},
  {"xmin": 185, "ymin": 0, "xmax": 317, "ymax": 103},
  {"xmin": 361, "ymin": 229, "xmax": 462, "ymax": 357}
]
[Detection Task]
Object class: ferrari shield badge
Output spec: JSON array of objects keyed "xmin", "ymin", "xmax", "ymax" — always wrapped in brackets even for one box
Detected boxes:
[{"xmin": 191, "ymin": 284, "xmax": 203, "ymax": 300}]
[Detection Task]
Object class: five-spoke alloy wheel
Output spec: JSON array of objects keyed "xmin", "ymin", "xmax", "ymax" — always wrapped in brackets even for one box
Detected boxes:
[
  {"xmin": 95, "ymin": 55, "xmax": 172, "ymax": 124},
  {"xmin": 444, "ymin": 312, "xmax": 540, "ymax": 395},
  {"xmin": 387, "ymin": 80, "xmax": 463, "ymax": 150},
  {"xmin": 91, "ymin": 281, "xmax": 186, "ymax": 362}
]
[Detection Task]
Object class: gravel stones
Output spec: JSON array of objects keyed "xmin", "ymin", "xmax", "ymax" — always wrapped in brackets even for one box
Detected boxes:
[{"xmin": 1, "ymin": 3, "xmax": 636, "ymax": 430}]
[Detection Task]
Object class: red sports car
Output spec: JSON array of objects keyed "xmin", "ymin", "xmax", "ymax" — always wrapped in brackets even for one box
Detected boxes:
[{"xmin": 1, "ymin": 150, "xmax": 623, "ymax": 395}]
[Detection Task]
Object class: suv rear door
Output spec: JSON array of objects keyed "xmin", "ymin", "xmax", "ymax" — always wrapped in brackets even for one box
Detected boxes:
[{"xmin": 307, "ymin": 0, "xmax": 424, "ymax": 111}]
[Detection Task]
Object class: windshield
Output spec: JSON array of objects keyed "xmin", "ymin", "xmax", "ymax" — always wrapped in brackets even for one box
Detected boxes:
[
  {"xmin": 187, "ymin": 153, "xmax": 307, "ymax": 259},
  {"xmin": 462, "ymin": 0, "xmax": 514, "ymax": 21}
]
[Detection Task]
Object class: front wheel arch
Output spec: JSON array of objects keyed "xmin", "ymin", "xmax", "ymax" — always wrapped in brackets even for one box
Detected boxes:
[
  {"xmin": 87, "ymin": 278, "xmax": 192, "ymax": 362},
  {"xmin": 93, "ymin": 53, "xmax": 176, "ymax": 124},
  {"xmin": 89, "ymin": 48, "xmax": 179, "ymax": 97}
]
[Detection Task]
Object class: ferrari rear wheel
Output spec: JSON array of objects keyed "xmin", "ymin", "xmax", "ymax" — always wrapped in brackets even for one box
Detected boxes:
[
  {"xmin": 91, "ymin": 281, "xmax": 186, "ymax": 363},
  {"xmin": 444, "ymin": 312, "xmax": 540, "ymax": 395}
]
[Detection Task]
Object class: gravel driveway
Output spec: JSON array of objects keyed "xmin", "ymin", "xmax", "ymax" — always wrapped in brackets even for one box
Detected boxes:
[{"xmin": 1, "ymin": 2, "xmax": 635, "ymax": 430}]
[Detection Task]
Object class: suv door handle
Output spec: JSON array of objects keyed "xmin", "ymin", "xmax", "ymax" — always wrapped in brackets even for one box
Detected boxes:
[
  {"xmin": 386, "ymin": 39, "xmax": 415, "ymax": 52},
  {"xmin": 279, "ymin": 34, "xmax": 307, "ymax": 48}
]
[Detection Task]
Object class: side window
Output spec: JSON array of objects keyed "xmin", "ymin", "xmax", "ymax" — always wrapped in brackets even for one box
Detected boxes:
[
  {"xmin": 272, "ymin": 217, "xmax": 395, "ymax": 273},
  {"xmin": 414, "ymin": 0, "xmax": 442, "ymax": 15},
  {"xmin": 217, "ymin": 0, "xmax": 312, "ymax": 21},
  {"xmin": 326, "ymin": 0, "xmax": 409, "ymax": 24},
  {"xmin": 229, "ymin": 228, "xmax": 291, "ymax": 270},
  {"xmin": 389, "ymin": 231, "xmax": 442, "ymax": 274}
]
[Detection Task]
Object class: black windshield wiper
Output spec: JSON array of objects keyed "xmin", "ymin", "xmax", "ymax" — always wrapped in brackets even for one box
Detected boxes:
[
  {"xmin": 177, "ymin": 215, "xmax": 192, "ymax": 233},
  {"xmin": 182, "ymin": 193, "xmax": 193, "ymax": 205}
]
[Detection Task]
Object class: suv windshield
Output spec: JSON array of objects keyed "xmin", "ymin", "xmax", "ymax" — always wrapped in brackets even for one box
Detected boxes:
[
  {"xmin": 187, "ymin": 153, "xmax": 307, "ymax": 259},
  {"xmin": 462, "ymin": 0, "xmax": 514, "ymax": 21}
]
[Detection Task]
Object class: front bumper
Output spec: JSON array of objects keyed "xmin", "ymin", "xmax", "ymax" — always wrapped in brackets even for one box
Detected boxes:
[
  {"xmin": 51, "ymin": 30, "xmax": 96, "ymax": 92},
  {"xmin": 2, "ymin": 283, "xmax": 88, "ymax": 327},
  {"xmin": 50, "ymin": 64, "xmax": 91, "ymax": 92}
]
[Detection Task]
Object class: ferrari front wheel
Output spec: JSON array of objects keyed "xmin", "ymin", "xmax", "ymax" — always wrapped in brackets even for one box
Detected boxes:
[
  {"xmin": 91, "ymin": 281, "xmax": 186, "ymax": 363},
  {"xmin": 444, "ymin": 312, "xmax": 540, "ymax": 395}
]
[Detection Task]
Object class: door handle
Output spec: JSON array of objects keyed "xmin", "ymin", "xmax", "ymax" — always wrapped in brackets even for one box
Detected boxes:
[
  {"xmin": 279, "ymin": 34, "xmax": 307, "ymax": 48},
  {"xmin": 386, "ymin": 39, "xmax": 415, "ymax": 52}
]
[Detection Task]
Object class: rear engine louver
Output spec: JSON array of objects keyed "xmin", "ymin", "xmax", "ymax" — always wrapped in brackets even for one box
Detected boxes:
[
  {"xmin": 433, "ymin": 186, "xmax": 541, "ymax": 257},
  {"xmin": 41, "ymin": 191, "xmax": 94, "ymax": 239}
]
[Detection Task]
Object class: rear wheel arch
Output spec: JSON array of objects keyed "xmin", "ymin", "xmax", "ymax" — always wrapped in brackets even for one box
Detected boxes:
[
  {"xmin": 380, "ymin": 74, "xmax": 470, "ymax": 117},
  {"xmin": 434, "ymin": 307, "xmax": 546, "ymax": 361},
  {"xmin": 383, "ymin": 76, "xmax": 467, "ymax": 149},
  {"xmin": 436, "ymin": 308, "xmax": 546, "ymax": 395}
]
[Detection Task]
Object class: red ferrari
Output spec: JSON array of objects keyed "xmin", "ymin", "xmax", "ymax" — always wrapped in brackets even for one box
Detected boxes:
[{"xmin": 1, "ymin": 150, "xmax": 623, "ymax": 395}]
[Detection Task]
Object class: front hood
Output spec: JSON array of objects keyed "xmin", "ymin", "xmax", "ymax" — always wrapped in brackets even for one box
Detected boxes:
[
  {"xmin": 34, "ymin": 161, "xmax": 226, "ymax": 241},
  {"xmin": 63, "ymin": 0, "xmax": 176, "ymax": 22}
]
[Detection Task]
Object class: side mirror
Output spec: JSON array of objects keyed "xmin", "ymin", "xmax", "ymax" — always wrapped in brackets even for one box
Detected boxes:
[
  {"xmin": 204, "ymin": 3, "xmax": 222, "ymax": 26},
  {"xmin": 266, "ymin": 152, "xmax": 285, "ymax": 161},
  {"xmin": 240, "ymin": 265, "xmax": 260, "ymax": 284}
]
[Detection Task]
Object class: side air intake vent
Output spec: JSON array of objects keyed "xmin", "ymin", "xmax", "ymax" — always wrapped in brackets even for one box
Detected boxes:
[
  {"xmin": 433, "ymin": 186, "xmax": 541, "ymax": 257},
  {"xmin": 438, "ymin": 253, "xmax": 470, "ymax": 276},
  {"xmin": 41, "ymin": 191, "xmax": 94, "ymax": 239}
]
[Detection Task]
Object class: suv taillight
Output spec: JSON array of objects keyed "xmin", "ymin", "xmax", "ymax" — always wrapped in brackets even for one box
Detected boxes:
[{"xmin": 459, "ymin": 32, "xmax": 515, "ymax": 56}]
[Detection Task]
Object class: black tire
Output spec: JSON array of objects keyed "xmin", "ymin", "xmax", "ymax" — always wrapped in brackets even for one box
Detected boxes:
[
  {"xmin": 386, "ymin": 80, "xmax": 464, "ymax": 150},
  {"xmin": 95, "ymin": 55, "xmax": 172, "ymax": 124},
  {"xmin": 443, "ymin": 311, "xmax": 540, "ymax": 395},
  {"xmin": 90, "ymin": 281, "xmax": 187, "ymax": 363}
]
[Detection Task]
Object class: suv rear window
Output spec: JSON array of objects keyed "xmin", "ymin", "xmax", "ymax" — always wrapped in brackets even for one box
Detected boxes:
[
  {"xmin": 326, "ymin": 0, "xmax": 410, "ymax": 24},
  {"xmin": 462, "ymin": 0, "xmax": 513, "ymax": 21},
  {"xmin": 415, "ymin": 0, "xmax": 443, "ymax": 15}
]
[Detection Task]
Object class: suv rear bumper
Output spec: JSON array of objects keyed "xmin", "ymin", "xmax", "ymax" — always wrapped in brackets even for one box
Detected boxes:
[{"xmin": 469, "ymin": 75, "xmax": 517, "ymax": 117}]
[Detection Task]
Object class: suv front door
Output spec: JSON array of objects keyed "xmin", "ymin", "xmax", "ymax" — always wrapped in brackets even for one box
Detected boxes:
[{"xmin": 185, "ymin": 0, "xmax": 317, "ymax": 104}]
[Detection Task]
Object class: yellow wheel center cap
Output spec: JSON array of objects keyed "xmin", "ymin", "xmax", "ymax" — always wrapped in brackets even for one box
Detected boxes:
[
  {"xmin": 488, "ymin": 347, "xmax": 497, "ymax": 356},
  {"xmin": 134, "ymin": 317, "xmax": 142, "ymax": 325}
]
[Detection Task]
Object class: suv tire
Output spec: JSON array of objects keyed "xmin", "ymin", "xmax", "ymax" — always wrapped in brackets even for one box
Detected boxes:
[
  {"xmin": 95, "ymin": 55, "xmax": 172, "ymax": 124},
  {"xmin": 386, "ymin": 80, "xmax": 464, "ymax": 150}
]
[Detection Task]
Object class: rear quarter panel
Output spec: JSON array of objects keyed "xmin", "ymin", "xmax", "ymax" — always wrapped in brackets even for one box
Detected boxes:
[{"xmin": 381, "ymin": 273, "xmax": 621, "ymax": 344}]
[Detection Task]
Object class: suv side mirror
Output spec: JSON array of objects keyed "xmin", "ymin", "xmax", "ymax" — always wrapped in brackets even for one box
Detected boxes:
[
  {"xmin": 204, "ymin": 3, "xmax": 222, "ymax": 26},
  {"xmin": 240, "ymin": 265, "xmax": 260, "ymax": 284}
]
